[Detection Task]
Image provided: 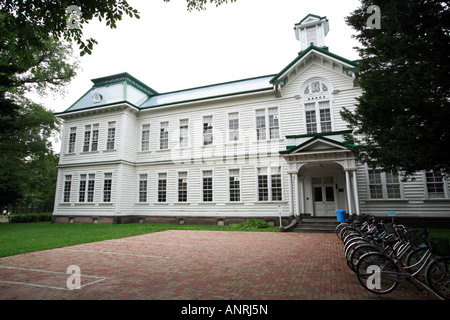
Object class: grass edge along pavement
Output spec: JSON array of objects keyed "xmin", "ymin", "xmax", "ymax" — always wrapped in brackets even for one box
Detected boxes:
[{"xmin": 0, "ymin": 219, "xmax": 278, "ymax": 258}]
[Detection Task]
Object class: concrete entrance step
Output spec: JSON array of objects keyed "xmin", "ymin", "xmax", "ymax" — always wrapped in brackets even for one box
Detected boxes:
[{"xmin": 293, "ymin": 217, "xmax": 340, "ymax": 233}]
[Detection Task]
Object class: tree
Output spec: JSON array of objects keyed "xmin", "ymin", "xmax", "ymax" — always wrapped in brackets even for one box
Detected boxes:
[
  {"xmin": 0, "ymin": 0, "xmax": 235, "ymax": 207},
  {"xmin": 341, "ymin": 0, "xmax": 450, "ymax": 177},
  {"xmin": 0, "ymin": 1, "xmax": 141, "ymax": 206},
  {"xmin": 164, "ymin": 0, "xmax": 237, "ymax": 11}
]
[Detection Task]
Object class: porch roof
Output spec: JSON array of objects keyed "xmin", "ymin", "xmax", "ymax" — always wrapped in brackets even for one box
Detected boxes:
[{"xmin": 280, "ymin": 130, "xmax": 354, "ymax": 155}]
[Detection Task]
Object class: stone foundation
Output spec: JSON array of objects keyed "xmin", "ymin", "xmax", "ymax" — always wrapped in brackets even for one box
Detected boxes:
[{"xmin": 51, "ymin": 215, "xmax": 288, "ymax": 226}]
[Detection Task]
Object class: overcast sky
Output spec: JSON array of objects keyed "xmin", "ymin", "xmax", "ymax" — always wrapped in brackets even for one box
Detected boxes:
[
  {"xmin": 35, "ymin": 0, "xmax": 362, "ymax": 111},
  {"xmin": 35, "ymin": 0, "xmax": 363, "ymax": 151}
]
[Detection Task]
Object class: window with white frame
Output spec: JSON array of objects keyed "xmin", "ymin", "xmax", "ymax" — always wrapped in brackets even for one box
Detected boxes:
[
  {"xmin": 202, "ymin": 170, "xmax": 213, "ymax": 202},
  {"xmin": 368, "ymin": 169, "xmax": 402, "ymax": 199},
  {"xmin": 79, "ymin": 174, "xmax": 95, "ymax": 202},
  {"xmin": 68, "ymin": 127, "xmax": 77, "ymax": 153},
  {"xmin": 257, "ymin": 167, "xmax": 282, "ymax": 201},
  {"xmin": 103, "ymin": 173, "xmax": 112, "ymax": 202},
  {"xmin": 229, "ymin": 169, "xmax": 240, "ymax": 202},
  {"xmin": 178, "ymin": 172, "xmax": 188, "ymax": 202},
  {"xmin": 256, "ymin": 107, "xmax": 280, "ymax": 140},
  {"xmin": 63, "ymin": 175, "xmax": 72, "ymax": 202},
  {"xmin": 139, "ymin": 174, "xmax": 148, "ymax": 202},
  {"xmin": 141, "ymin": 124, "xmax": 150, "ymax": 151},
  {"xmin": 83, "ymin": 124, "xmax": 99, "ymax": 152},
  {"xmin": 179, "ymin": 119, "xmax": 189, "ymax": 148},
  {"xmin": 203, "ymin": 116, "xmax": 213, "ymax": 146},
  {"xmin": 106, "ymin": 122, "xmax": 116, "ymax": 150},
  {"xmin": 158, "ymin": 173, "xmax": 167, "ymax": 202},
  {"xmin": 302, "ymin": 80, "xmax": 333, "ymax": 134},
  {"xmin": 228, "ymin": 112, "xmax": 240, "ymax": 142},
  {"xmin": 159, "ymin": 121, "xmax": 169, "ymax": 150},
  {"xmin": 425, "ymin": 170, "xmax": 448, "ymax": 199}
]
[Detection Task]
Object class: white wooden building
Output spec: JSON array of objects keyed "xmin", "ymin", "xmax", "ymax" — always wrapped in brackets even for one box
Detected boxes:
[{"xmin": 53, "ymin": 14, "xmax": 450, "ymax": 225}]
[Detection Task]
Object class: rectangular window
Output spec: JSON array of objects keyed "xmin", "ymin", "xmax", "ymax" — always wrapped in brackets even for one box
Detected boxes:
[
  {"xmin": 178, "ymin": 172, "xmax": 188, "ymax": 202},
  {"xmin": 319, "ymin": 102, "xmax": 332, "ymax": 133},
  {"xmin": 63, "ymin": 175, "xmax": 72, "ymax": 202},
  {"xmin": 158, "ymin": 173, "xmax": 167, "ymax": 202},
  {"xmin": 305, "ymin": 103, "xmax": 317, "ymax": 134},
  {"xmin": 202, "ymin": 170, "xmax": 213, "ymax": 202},
  {"xmin": 83, "ymin": 124, "xmax": 99, "ymax": 152},
  {"xmin": 385, "ymin": 171, "xmax": 401, "ymax": 199},
  {"xmin": 268, "ymin": 107, "xmax": 280, "ymax": 139},
  {"xmin": 160, "ymin": 122, "xmax": 169, "ymax": 150},
  {"xmin": 139, "ymin": 174, "xmax": 148, "ymax": 202},
  {"xmin": 87, "ymin": 174, "xmax": 95, "ymax": 202},
  {"xmin": 68, "ymin": 127, "xmax": 76, "ymax": 153},
  {"xmin": 203, "ymin": 116, "xmax": 213, "ymax": 146},
  {"xmin": 258, "ymin": 168, "xmax": 269, "ymax": 201},
  {"xmin": 141, "ymin": 124, "xmax": 150, "ymax": 151},
  {"xmin": 179, "ymin": 119, "xmax": 189, "ymax": 148},
  {"xmin": 368, "ymin": 169, "xmax": 383, "ymax": 199},
  {"xmin": 83, "ymin": 126, "xmax": 91, "ymax": 152},
  {"xmin": 368, "ymin": 169, "xmax": 401, "ymax": 199},
  {"xmin": 258, "ymin": 167, "xmax": 282, "ymax": 201},
  {"xmin": 228, "ymin": 112, "xmax": 240, "ymax": 142},
  {"xmin": 256, "ymin": 109, "xmax": 266, "ymax": 140},
  {"xmin": 426, "ymin": 171, "xmax": 445, "ymax": 198},
  {"xmin": 271, "ymin": 167, "xmax": 282, "ymax": 201},
  {"xmin": 106, "ymin": 122, "xmax": 116, "ymax": 150},
  {"xmin": 79, "ymin": 174, "xmax": 87, "ymax": 202},
  {"xmin": 103, "ymin": 173, "xmax": 112, "ymax": 202},
  {"xmin": 229, "ymin": 169, "xmax": 240, "ymax": 202}
]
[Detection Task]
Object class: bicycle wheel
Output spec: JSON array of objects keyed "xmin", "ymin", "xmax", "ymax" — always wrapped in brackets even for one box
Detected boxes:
[
  {"xmin": 425, "ymin": 258, "xmax": 450, "ymax": 300},
  {"xmin": 336, "ymin": 222, "xmax": 349, "ymax": 240},
  {"xmin": 349, "ymin": 244, "xmax": 380, "ymax": 273},
  {"xmin": 404, "ymin": 247, "xmax": 428, "ymax": 282},
  {"xmin": 355, "ymin": 252, "xmax": 399, "ymax": 294}
]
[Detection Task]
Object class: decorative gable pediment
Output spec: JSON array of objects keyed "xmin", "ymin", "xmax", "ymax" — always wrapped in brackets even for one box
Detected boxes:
[{"xmin": 281, "ymin": 131, "xmax": 354, "ymax": 156}]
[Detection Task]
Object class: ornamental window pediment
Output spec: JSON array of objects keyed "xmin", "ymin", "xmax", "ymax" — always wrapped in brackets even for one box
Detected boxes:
[{"xmin": 302, "ymin": 80, "xmax": 330, "ymax": 101}]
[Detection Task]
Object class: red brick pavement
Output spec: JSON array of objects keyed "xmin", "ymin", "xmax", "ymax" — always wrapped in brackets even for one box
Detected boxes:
[{"xmin": 0, "ymin": 230, "xmax": 440, "ymax": 300}]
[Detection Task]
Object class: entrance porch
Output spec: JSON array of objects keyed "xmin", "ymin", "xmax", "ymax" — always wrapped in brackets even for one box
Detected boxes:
[{"xmin": 280, "ymin": 131, "xmax": 360, "ymax": 219}]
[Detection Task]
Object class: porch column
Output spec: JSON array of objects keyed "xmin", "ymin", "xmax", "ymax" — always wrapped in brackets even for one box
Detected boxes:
[
  {"xmin": 299, "ymin": 176, "xmax": 305, "ymax": 214},
  {"xmin": 352, "ymin": 169, "xmax": 360, "ymax": 215},
  {"xmin": 288, "ymin": 173, "xmax": 294, "ymax": 216},
  {"xmin": 345, "ymin": 169, "xmax": 353, "ymax": 215},
  {"xmin": 295, "ymin": 173, "xmax": 300, "ymax": 216}
]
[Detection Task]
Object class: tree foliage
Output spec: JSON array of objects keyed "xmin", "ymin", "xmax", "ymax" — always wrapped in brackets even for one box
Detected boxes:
[
  {"xmin": 163, "ymin": 0, "xmax": 237, "ymax": 12},
  {"xmin": 342, "ymin": 0, "xmax": 450, "ymax": 177},
  {"xmin": 0, "ymin": 0, "xmax": 235, "ymax": 207},
  {"xmin": 0, "ymin": 1, "xmax": 141, "ymax": 206}
]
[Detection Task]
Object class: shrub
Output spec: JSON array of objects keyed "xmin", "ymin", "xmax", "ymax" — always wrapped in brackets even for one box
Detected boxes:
[
  {"xmin": 10, "ymin": 213, "xmax": 52, "ymax": 223},
  {"xmin": 230, "ymin": 219, "xmax": 269, "ymax": 230}
]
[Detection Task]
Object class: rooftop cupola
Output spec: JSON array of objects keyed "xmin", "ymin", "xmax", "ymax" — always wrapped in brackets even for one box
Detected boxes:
[{"xmin": 294, "ymin": 14, "xmax": 329, "ymax": 51}]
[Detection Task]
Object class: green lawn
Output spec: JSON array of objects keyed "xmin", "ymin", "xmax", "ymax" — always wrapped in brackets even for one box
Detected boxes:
[
  {"xmin": 0, "ymin": 221, "xmax": 278, "ymax": 258},
  {"xmin": 1, "ymin": 220, "xmax": 448, "ymax": 259}
]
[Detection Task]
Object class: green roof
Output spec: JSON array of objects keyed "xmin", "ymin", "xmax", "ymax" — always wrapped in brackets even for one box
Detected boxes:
[{"xmin": 270, "ymin": 44, "xmax": 358, "ymax": 85}]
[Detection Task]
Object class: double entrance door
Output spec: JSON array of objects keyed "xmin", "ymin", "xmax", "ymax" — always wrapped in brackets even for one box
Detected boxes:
[{"xmin": 312, "ymin": 176, "xmax": 336, "ymax": 216}]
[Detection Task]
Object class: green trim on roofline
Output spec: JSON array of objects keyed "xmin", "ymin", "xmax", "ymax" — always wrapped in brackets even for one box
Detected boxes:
[
  {"xmin": 270, "ymin": 44, "xmax": 358, "ymax": 85},
  {"xmin": 91, "ymin": 72, "xmax": 158, "ymax": 96},
  {"xmin": 140, "ymin": 87, "xmax": 273, "ymax": 110},
  {"xmin": 55, "ymin": 101, "xmax": 140, "ymax": 116},
  {"xmin": 285, "ymin": 130, "xmax": 353, "ymax": 139},
  {"xmin": 280, "ymin": 132, "xmax": 354, "ymax": 155},
  {"xmin": 295, "ymin": 14, "xmax": 327, "ymax": 26}
]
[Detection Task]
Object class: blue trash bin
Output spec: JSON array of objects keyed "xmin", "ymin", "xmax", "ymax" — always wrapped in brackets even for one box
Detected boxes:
[{"xmin": 336, "ymin": 209, "xmax": 346, "ymax": 222}]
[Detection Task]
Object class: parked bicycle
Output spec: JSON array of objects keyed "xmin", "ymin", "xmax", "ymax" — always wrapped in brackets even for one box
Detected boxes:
[{"xmin": 336, "ymin": 216, "xmax": 450, "ymax": 300}]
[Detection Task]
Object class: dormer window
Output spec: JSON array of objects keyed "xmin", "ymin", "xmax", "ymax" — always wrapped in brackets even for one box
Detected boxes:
[{"xmin": 92, "ymin": 93, "xmax": 102, "ymax": 103}]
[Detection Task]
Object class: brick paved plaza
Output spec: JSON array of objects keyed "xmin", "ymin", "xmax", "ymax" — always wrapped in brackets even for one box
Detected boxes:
[{"xmin": 0, "ymin": 230, "xmax": 439, "ymax": 300}]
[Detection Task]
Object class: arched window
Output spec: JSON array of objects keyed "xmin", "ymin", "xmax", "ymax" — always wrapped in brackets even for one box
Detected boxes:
[{"xmin": 301, "ymin": 79, "xmax": 333, "ymax": 134}]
